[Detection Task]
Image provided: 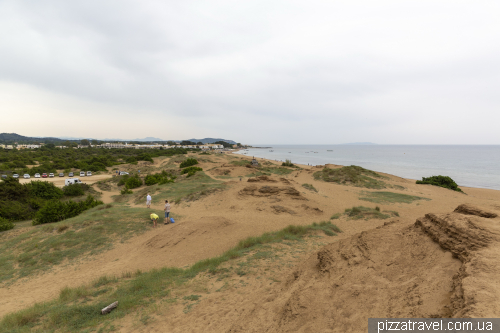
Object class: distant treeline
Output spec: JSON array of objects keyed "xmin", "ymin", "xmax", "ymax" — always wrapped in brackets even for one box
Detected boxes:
[
  {"xmin": 0, "ymin": 146, "xmax": 190, "ymax": 175},
  {"xmin": 0, "ymin": 133, "xmax": 237, "ymax": 145}
]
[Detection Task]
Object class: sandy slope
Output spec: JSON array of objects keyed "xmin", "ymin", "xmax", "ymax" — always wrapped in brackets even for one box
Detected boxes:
[{"xmin": 2, "ymin": 152, "xmax": 500, "ymax": 331}]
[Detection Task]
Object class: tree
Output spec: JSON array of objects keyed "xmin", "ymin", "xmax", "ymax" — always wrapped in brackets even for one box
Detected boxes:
[
  {"xmin": 197, "ymin": 141, "xmax": 203, "ymax": 145},
  {"xmin": 180, "ymin": 140, "xmax": 196, "ymax": 145},
  {"xmin": 91, "ymin": 139, "xmax": 100, "ymax": 145},
  {"xmin": 80, "ymin": 139, "xmax": 90, "ymax": 146}
]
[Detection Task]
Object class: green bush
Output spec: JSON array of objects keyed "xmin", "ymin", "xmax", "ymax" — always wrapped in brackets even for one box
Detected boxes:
[
  {"xmin": 0, "ymin": 200, "xmax": 36, "ymax": 221},
  {"xmin": 302, "ymin": 183, "xmax": 317, "ymax": 192},
  {"xmin": 33, "ymin": 195, "xmax": 103, "ymax": 225},
  {"xmin": 282, "ymin": 159, "xmax": 295, "ymax": 167},
  {"xmin": 0, "ymin": 217, "xmax": 14, "ymax": 232},
  {"xmin": 125, "ymin": 156, "xmax": 137, "ymax": 164},
  {"xmin": 63, "ymin": 183, "xmax": 85, "ymax": 197},
  {"xmin": 181, "ymin": 166, "xmax": 203, "ymax": 177},
  {"xmin": 138, "ymin": 154, "xmax": 154, "ymax": 163},
  {"xmin": 88, "ymin": 162, "xmax": 107, "ymax": 172},
  {"xmin": 180, "ymin": 158, "xmax": 199, "ymax": 168},
  {"xmin": 121, "ymin": 188, "xmax": 133, "ymax": 195},
  {"xmin": 26, "ymin": 181, "xmax": 64, "ymax": 200},
  {"xmin": 144, "ymin": 171, "xmax": 176, "ymax": 186},
  {"xmin": 125, "ymin": 175, "xmax": 142, "ymax": 189},
  {"xmin": 117, "ymin": 174, "xmax": 129, "ymax": 186},
  {"xmin": 416, "ymin": 175, "xmax": 463, "ymax": 193}
]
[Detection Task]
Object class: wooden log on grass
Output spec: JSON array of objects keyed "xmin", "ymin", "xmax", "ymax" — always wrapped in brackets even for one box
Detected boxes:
[{"xmin": 101, "ymin": 301, "xmax": 118, "ymax": 315}]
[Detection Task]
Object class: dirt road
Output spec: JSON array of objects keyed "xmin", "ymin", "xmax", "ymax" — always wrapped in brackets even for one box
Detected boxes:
[{"xmin": 18, "ymin": 174, "xmax": 113, "ymax": 187}]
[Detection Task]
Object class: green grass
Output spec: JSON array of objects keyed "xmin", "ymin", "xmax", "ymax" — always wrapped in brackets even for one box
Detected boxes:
[
  {"xmin": 0, "ymin": 221, "xmax": 341, "ymax": 333},
  {"xmin": 262, "ymin": 167, "xmax": 295, "ymax": 175},
  {"xmin": 302, "ymin": 183, "xmax": 318, "ymax": 192},
  {"xmin": 359, "ymin": 191, "xmax": 430, "ymax": 204},
  {"xmin": 246, "ymin": 166, "xmax": 294, "ymax": 178},
  {"xmin": 330, "ymin": 213, "xmax": 341, "ymax": 220},
  {"xmin": 152, "ymin": 171, "xmax": 226, "ymax": 204},
  {"xmin": 245, "ymin": 171, "xmax": 270, "ymax": 177},
  {"xmin": 314, "ymin": 165, "xmax": 387, "ymax": 189},
  {"xmin": 343, "ymin": 206, "xmax": 398, "ymax": 220},
  {"xmin": 0, "ymin": 206, "xmax": 160, "ymax": 284},
  {"xmin": 229, "ymin": 160, "xmax": 251, "ymax": 166}
]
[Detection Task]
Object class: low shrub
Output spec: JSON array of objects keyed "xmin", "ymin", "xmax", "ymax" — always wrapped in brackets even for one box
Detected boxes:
[
  {"xmin": 120, "ymin": 188, "xmax": 133, "ymax": 195},
  {"xmin": 302, "ymin": 183, "xmax": 317, "ymax": 192},
  {"xmin": 343, "ymin": 206, "xmax": 398, "ymax": 220},
  {"xmin": 125, "ymin": 156, "xmax": 137, "ymax": 164},
  {"xmin": 125, "ymin": 175, "xmax": 143, "ymax": 189},
  {"xmin": 181, "ymin": 166, "xmax": 203, "ymax": 177},
  {"xmin": 0, "ymin": 200, "xmax": 35, "ymax": 221},
  {"xmin": 138, "ymin": 154, "xmax": 154, "ymax": 163},
  {"xmin": 62, "ymin": 183, "xmax": 85, "ymax": 197},
  {"xmin": 144, "ymin": 171, "xmax": 176, "ymax": 186},
  {"xmin": 0, "ymin": 217, "xmax": 14, "ymax": 232},
  {"xmin": 26, "ymin": 181, "xmax": 64, "ymax": 200},
  {"xmin": 117, "ymin": 174, "xmax": 129, "ymax": 186},
  {"xmin": 314, "ymin": 165, "xmax": 386, "ymax": 189},
  {"xmin": 33, "ymin": 195, "xmax": 103, "ymax": 225},
  {"xmin": 282, "ymin": 159, "xmax": 295, "ymax": 167},
  {"xmin": 416, "ymin": 175, "xmax": 463, "ymax": 193},
  {"xmin": 180, "ymin": 158, "xmax": 199, "ymax": 168}
]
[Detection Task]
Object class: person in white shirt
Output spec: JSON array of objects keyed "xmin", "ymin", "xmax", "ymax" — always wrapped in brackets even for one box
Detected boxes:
[{"xmin": 146, "ymin": 193, "xmax": 152, "ymax": 208}]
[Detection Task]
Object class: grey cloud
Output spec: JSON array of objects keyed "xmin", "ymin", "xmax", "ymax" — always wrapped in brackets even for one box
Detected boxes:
[{"xmin": 1, "ymin": 0, "xmax": 500, "ymax": 143}]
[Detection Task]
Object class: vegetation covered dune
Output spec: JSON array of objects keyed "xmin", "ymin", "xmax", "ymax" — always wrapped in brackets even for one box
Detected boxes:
[{"xmin": 1, "ymin": 150, "xmax": 500, "ymax": 332}]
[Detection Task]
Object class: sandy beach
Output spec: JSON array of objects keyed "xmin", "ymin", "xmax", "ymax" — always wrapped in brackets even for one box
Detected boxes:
[{"xmin": 1, "ymin": 151, "xmax": 500, "ymax": 332}]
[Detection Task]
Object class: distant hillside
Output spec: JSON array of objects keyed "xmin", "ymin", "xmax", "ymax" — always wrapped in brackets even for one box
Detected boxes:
[
  {"xmin": 0, "ymin": 133, "xmax": 237, "ymax": 145},
  {"xmin": 184, "ymin": 138, "xmax": 237, "ymax": 144},
  {"xmin": 0, "ymin": 133, "xmax": 68, "ymax": 144}
]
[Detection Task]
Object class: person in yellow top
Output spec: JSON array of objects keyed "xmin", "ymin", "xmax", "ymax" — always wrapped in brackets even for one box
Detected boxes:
[{"xmin": 150, "ymin": 213, "xmax": 159, "ymax": 228}]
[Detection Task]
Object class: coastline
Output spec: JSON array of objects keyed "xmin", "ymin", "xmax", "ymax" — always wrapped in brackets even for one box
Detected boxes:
[
  {"xmin": 233, "ymin": 145, "xmax": 500, "ymax": 191},
  {"xmin": 231, "ymin": 149, "xmax": 500, "ymax": 194}
]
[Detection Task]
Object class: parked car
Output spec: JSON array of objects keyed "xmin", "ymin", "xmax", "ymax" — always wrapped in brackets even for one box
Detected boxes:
[
  {"xmin": 119, "ymin": 171, "xmax": 129, "ymax": 176},
  {"xmin": 69, "ymin": 172, "xmax": 74, "ymax": 177},
  {"xmin": 35, "ymin": 173, "xmax": 40, "ymax": 178},
  {"xmin": 86, "ymin": 171, "xmax": 92, "ymax": 176},
  {"xmin": 1, "ymin": 175, "xmax": 7, "ymax": 179},
  {"xmin": 42, "ymin": 173, "xmax": 48, "ymax": 178},
  {"xmin": 23, "ymin": 174, "xmax": 30, "ymax": 179},
  {"xmin": 49, "ymin": 173, "xmax": 55, "ymax": 178},
  {"xmin": 80, "ymin": 171, "xmax": 85, "ymax": 177},
  {"xmin": 59, "ymin": 173, "xmax": 64, "ymax": 177},
  {"xmin": 13, "ymin": 174, "xmax": 19, "ymax": 178}
]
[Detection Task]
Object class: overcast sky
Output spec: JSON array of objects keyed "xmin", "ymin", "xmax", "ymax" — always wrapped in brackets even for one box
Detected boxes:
[{"xmin": 1, "ymin": 1, "xmax": 499, "ymax": 144}]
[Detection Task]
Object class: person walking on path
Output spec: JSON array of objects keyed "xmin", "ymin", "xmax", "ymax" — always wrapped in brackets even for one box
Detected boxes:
[
  {"xmin": 146, "ymin": 193, "xmax": 152, "ymax": 208},
  {"xmin": 164, "ymin": 200, "xmax": 171, "ymax": 225},
  {"xmin": 150, "ymin": 213, "xmax": 159, "ymax": 228}
]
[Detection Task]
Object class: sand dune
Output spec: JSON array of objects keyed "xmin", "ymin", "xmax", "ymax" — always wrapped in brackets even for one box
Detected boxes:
[{"xmin": 2, "ymin": 152, "xmax": 500, "ymax": 332}]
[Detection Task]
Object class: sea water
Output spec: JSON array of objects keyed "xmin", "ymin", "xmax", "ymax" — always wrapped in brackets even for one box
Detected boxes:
[{"xmin": 235, "ymin": 145, "xmax": 500, "ymax": 191}]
